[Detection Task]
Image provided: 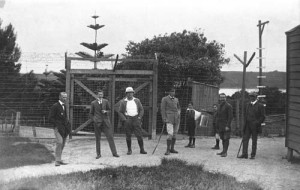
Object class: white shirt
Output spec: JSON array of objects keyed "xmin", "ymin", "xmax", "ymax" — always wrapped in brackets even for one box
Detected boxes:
[
  {"xmin": 251, "ymin": 100, "xmax": 258, "ymax": 105},
  {"xmin": 59, "ymin": 100, "xmax": 64, "ymax": 110},
  {"xmin": 98, "ymin": 98, "xmax": 102, "ymax": 104},
  {"xmin": 125, "ymin": 98, "xmax": 138, "ymax": 116}
]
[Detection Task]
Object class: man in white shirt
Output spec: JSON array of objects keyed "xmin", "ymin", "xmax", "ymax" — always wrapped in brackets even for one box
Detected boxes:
[{"xmin": 119, "ymin": 87, "xmax": 147, "ymax": 155}]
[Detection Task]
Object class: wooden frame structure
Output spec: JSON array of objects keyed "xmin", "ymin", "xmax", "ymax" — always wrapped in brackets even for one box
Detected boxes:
[{"xmin": 65, "ymin": 54, "xmax": 158, "ymax": 139}]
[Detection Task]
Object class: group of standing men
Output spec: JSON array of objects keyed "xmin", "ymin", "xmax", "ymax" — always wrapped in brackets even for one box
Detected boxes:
[
  {"xmin": 48, "ymin": 86, "xmax": 265, "ymax": 166},
  {"xmin": 209, "ymin": 91, "xmax": 265, "ymax": 159}
]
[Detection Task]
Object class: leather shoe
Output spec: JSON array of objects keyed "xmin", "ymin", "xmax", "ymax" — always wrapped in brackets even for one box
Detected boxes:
[
  {"xmin": 238, "ymin": 154, "xmax": 248, "ymax": 159},
  {"xmin": 220, "ymin": 153, "xmax": 227, "ymax": 157},
  {"xmin": 211, "ymin": 146, "xmax": 220, "ymax": 150},
  {"xmin": 58, "ymin": 161, "xmax": 68, "ymax": 165},
  {"xmin": 127, "ymin": 150, "xmax": 132, "ymax": 155},
  {"xmin": 170, "ymin": 149, "xmax": 178, "ymax": 154},
  {"xmin": 250, "ymin": 156, "xmax": 255, "ymax": 159},
  {"xmin": 216, "ymin": 152, "xmax": 224, "ymax": 155},
  {"xmin": 185, "ymin": 144, "xmax": 191, "ymax": 148},
  {"xmin": 55, "ymin": 162, "xmax": 60, "ymax": 167},
  {"xmin": 140, "ymin": 150, "xmax": 147, "ymax": 154},
  {"xmin": 96, "ymin": 155, "xmax": 101, "ymax": 159},
  {"xmin": 113, "ymin": 154, "xmax": 120, "ymax": 157}
]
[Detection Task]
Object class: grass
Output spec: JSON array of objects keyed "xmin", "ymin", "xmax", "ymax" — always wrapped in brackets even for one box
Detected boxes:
[
  {"xmin": 0, "ymin": 134, "xmax": 55, "ymax": 169},
  {"xmin": 1, "ymin": 158, "xmax": 262, "ymax": 190}
]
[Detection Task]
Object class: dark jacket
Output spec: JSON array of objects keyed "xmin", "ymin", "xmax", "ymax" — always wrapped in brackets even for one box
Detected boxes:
[
  {"xmin": 244, "ymin": 101, "xmax": 265, "ymax": 133},
  {"xmin": 48, "ymin": 102, "xmax": 71, "ymax": 138},
  {"xmin": 89, "ymin": 98, "xmax": 112, "ymax": 127},
  {"xmin": 216, "ymin": 101, "xmax": 233, "ymax": 132},
  {"xmin": 119, "ymin": 97, "xmax": 144, "ymax": 121},
  {"xmin": 161, "ymin": 96, "xmax": 181, "ymax": 124}
]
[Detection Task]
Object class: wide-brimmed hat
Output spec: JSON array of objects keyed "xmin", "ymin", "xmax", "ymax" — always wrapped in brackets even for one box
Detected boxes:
[{"xmin": 125, "ymin": 87, "xmax": 134, "ymax": 93}]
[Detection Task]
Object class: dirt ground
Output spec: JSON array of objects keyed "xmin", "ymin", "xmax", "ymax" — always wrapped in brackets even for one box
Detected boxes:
[{"xmin": 0, "ymin": 126, "xmax": 300, "ymax": 190}]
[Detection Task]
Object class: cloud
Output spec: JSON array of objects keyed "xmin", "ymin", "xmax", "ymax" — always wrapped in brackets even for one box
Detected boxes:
[{"xmin": 0, "ymin": 0, "xmax": 5, "ymax": 8}]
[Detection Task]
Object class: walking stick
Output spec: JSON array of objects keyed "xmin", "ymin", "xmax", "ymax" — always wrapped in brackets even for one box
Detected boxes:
[
  {"xmin": 237, "ymin": 139, "xmax": 243, "ymax": 158},
  {"xmin": 152, "ymin": 123, "xmax": 166, "ymax": 155}
]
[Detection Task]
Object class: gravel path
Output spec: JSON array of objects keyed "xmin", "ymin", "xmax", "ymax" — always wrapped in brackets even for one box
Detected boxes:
[{"xmin": 1, "ymin": 127, "xmax": 299, "ymax": 190}]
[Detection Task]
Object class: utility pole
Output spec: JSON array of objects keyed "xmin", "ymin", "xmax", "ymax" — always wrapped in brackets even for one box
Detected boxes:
[
  {"xmin": 257, "ymin": 20, "xmax": 269, "ymax": 96},
  {"xmin": 234, "ymin": 51, "xmax": 256, "ymax": 135}
]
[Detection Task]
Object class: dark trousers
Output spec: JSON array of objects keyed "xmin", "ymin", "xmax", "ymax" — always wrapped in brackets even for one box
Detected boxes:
[
  {"xmin": 242, "ymin": 122, "xmax": 258, "ymax": 157},
  {"xmin": 186, "ymin": 119, "xmax": 196, "ymax": 137},
  {"xmin": 124, "ymin": 116, "xmax": 143, "ymax": 141},
  {"xmin": 94, "ymin": 122, "xmax": 117, "ymax": 156},
  {"xmin": 220, "ymin": 131, "xmax": 230, "ymax": 153}
]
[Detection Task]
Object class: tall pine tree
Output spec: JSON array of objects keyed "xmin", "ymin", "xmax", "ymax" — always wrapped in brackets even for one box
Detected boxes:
[{"xmin": 0, "ymin": 20, "xmax": 22, "ymax": 110}]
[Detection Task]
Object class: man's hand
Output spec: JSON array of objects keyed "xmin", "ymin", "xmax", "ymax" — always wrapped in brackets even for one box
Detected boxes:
[
  {"xmin": 163, "ymin": 118, "xmax": 169, "ymax": 123},
  {"xmin": 225, "ymin": 127, "xmax": 230, "ymax": 131}
]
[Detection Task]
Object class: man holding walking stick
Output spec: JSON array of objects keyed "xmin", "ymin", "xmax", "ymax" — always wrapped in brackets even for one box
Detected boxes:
[
  {"xmin": 161, "ymin": 87, "xmax": 181, "ymax": 156},
  {"xmin": 238, "ymin": 92, "xmax": 265, "ymax": 159}
]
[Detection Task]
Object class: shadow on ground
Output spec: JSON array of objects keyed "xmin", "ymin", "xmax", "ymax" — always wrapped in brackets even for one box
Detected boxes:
[{"xmin": 0, "ymin": 133, "xmax": 54, "ymax": 169}]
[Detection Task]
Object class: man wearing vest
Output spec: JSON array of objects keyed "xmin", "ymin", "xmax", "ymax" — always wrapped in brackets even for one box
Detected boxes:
[
  {"xmin": 238, "ymin": 92, "xmax": 265, "ymax": 159},
  {"xmin": 119, "ymin": 87, "xmax": 147, "ymax": 155},
  {"xmin": 161, "ymin": 88, "xmax": 181, "ymax": 155},
  {"xmin": 89, "ymin": 90, "xmax": 119, "ymax": 159}
]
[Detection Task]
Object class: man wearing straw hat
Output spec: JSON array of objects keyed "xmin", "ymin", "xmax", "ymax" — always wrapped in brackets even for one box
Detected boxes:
[
  {"xmin": 119, "ymin": 87, "xmax": 147, "ymax": 155},
  {"xmin": 161, "ymin": 87, "xmax": 181, "ymax": 155}
]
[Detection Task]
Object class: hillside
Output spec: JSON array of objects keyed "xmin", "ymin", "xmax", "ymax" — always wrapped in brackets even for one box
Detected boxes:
[{"xmin": 220, "ymin": 71, "xmax": 286, "ymax": 89}]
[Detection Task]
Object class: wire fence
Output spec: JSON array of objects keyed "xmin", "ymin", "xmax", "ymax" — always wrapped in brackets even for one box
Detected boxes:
[{"xmin": 0, "ymin": 54, "xmax": 286, "ymax": 137}]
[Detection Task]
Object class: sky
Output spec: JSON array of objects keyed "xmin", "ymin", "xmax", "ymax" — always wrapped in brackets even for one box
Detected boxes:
[{"xmin": 0, "ymin": 0, "xmax": 299, "ymax": 73}]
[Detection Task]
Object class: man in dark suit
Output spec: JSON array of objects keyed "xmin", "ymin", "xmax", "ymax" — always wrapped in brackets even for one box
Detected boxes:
[
  {"xmin": 216, "ymin": 93, "xmax": 233, "ymax": 157},
  {"xmin": 89, "ymin": 90, "xmax": 119, "ymax": 159},
  {"xmin": 238, "ymin": 92, "xmax": 265, "ymax": 159},
  {"xmin": 161, "ymin": 88, "xmax": 181, "ymax": 155},
  {"xmin": 48, "ymin": 92, "xmax": 71, "ymax": 166}
]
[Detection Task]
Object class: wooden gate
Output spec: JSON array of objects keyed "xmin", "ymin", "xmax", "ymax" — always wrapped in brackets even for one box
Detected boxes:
[{"xmin": 65, "ymin": 55, "xmax": 158, "ymax": 139}]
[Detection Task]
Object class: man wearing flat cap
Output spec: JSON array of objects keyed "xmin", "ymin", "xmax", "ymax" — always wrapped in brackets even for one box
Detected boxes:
[
  {"xmin": 238, "ymin": 92, "xmax": 265, "ymax": 159},
  {"xmin": 161, "ymin": 87, "xmax": 181, "ymax": 155},
  {"xmin": 119, "ymin": 87, "xmax": 147, "ymax": 155},
  {"xmin": 216, "ymin": 93, "xmax": 233, "ymax": 157}
]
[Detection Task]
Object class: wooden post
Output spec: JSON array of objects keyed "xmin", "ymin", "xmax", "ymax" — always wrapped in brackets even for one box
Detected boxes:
[
  {"xmin": 11, "ymin": 113, "xmax": 14, "ymax": 131},
  {"xmin": 287, "ymin": 147, "xmax": 293, "ymax": 162},
  {"xmin": 234, "ymin": 51, "xmax": 255, "ymax": 136},
  {"xmin": 151, "ymin": 53, "xmax": 158, "ymax": 139},
  {"xmin": 70, "ymin": 75, "xmax": 74, "ymax": 137},
  {"xmin": 148, "ymin": 79, "xmax": 153, "ymax": 139},
  {"xmin": 65, "ymin": 53, "xmax": 72, "ymax": 139},
  {"xmin": 32, "ymin": 126, "xmax": 37, "ymax": 137},
  {"xmin": 15, "ymin": 112, "xmax": 21, "ymax": 133},
  {"xmin": 236, "ymin": 100, "xmax": 240, "ymax": 135},
  {"xmin": 257, "ymin": 20, "xmax": 269, "ymax": 95},
  {"xmin": 111, "ymin": 74, "xmax": 116, "ymax": 133}
]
